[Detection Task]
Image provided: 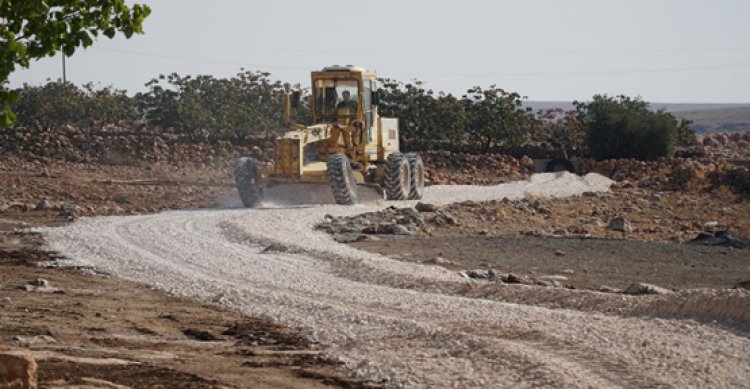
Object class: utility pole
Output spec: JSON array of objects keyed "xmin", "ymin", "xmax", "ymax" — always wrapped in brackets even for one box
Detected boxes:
[{"xmin": 62, "ymin": 54, "xmax": 66, "ymax": 83}]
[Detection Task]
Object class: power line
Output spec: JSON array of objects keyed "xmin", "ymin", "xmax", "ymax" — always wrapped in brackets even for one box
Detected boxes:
[
  {"xmin": 101, "ymin": 42, "xmax": 750, "ymax": 55},
  {"xmin": 94, "ymin": 47, "xmax": 750, "ymax": 78}
]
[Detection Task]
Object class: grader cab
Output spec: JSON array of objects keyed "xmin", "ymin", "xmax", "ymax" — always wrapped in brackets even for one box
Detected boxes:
[{"xmin": 234, "ymin": 65, "xmax": 424, "ymax": 206}]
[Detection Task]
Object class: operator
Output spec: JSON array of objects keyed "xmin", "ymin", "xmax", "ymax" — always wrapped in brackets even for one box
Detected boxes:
[{"xmin": 337, "ymin": 90, "xmax": 358, "ymax": 113}]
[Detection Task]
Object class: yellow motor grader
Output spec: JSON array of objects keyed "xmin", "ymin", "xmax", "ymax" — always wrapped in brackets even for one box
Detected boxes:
[{"xmin": 234, "ymin": 65, "xmax": 424, "ymax": 206}]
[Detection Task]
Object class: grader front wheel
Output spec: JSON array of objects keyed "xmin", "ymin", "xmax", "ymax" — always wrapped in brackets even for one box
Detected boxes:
[
  {"xmin": 234, "ymin": 157, "xmax": 263, "ymax": 208},
  {"xmin": 327, "ymin": 154, "xmax": 359, "ymax": 205}
]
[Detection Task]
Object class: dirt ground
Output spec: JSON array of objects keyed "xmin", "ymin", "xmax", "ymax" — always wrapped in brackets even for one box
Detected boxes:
[
  {"xmin": 351, "ymin": 235, "xmax": 750, "ymax": 290},
  {"xmin": 0, "ymin": 233, "xmax": 376, "ymax": 389},
  {"xmin": 0, "ymin": 162, "xmax": 378, "ymax": 388},
  {"xmin": 3, "ymin": 160, "xmax": 750, "ymax": 386}
]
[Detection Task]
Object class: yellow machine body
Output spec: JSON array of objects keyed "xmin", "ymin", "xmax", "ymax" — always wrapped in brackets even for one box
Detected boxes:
[{"xmin": 264, "ymin": 65, "xmax": 400, "ymax": 187}]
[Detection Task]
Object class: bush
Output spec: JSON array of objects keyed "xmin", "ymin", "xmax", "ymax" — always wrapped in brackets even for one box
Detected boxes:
[
  {"xmin": 577, "ymin": 95, "xmax": 680, "ymax": 161},
  {"xmin": 135, "ymin": 70, "xmax": 310, "ymax": 138},
  {"xmin": 12, "ymin": 82, "xmax": 139, "ymax": 129}
]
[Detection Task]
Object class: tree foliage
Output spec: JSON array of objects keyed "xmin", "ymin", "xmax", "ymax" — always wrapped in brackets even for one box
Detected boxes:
[
  {"xmin": 377, "ymin": 80, "xmax": 540, "ymax": 152},
  {"xmin": 576, "ymin": 95, "xmax": 680, "ymax": 161},
  {"xmin": 13, "ymin": 81, "xmax": 138, "ymax": 129},
  {"xmin": 0, "ymin": 0, "xmax": 151, "ymax": 126},
  {"xmin": 136, "ymin": 70, "xmax": 310, "ymax": 138}
]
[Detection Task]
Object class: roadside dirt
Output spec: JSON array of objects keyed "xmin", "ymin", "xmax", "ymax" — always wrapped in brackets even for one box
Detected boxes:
[
  {"xmin": 351, "ymin": 235, "xmax": 750, "ymax": 290},
  {"xmin": 0, "ymin": 232, "xmax": 377, "ymax": 388}
]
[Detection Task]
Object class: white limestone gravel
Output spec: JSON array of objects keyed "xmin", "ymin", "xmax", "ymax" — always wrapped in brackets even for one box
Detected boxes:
[{"xmin": 39, "ymin": 172, "xmax": 750, "ymax": 388}]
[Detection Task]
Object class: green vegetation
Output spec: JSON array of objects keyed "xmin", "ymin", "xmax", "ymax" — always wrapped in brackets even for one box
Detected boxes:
[
  {"xmin": 9, "ymin": 71, "xmax": 695, "ymax": 161},
  {"xmin": 0, "ymin": 0, "xmax": 150, "ymax": 126},
  {"xmin": 576, "ymin": 95, "xmax": 688, "ymax": 161}
]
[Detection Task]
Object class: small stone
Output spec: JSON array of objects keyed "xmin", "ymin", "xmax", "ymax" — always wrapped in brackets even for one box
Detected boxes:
[
  {"xmin": 478, "ymin": 229, "xmax": 489, "ymax": 236},
  {"xmin": 456, "ymin": 271, "xmax": 470, "ymax": 278},
  {"xmin": 261, "ymin": 244, "xmax": 288, "ymax": 253},
  {"xmin": 609, "ymin": 216, "xmax": 631, "ymax": 232},
  {"xmin": 426, "ymin": 257, "xmax": 458, "ymax": 266},
  {"xmin": 35, "ymin": 200, "xmax": 55, "ymax": 211},
  {"xmin": 415, "ymin": 202, "xmax": 439, "ymax": 212},
  {"xmin": 623, "ymin": 282, "xmax": 674, "ymax": 295},
  {"xmin": 537, "ymin": 275, "xmax": 569, "ymax": 281},
  {"xmin": 333, "ymin": 234, "xmax": 368, "ymax": 243},
  {"xmin": 467, "ymin": 269, "xmax": 490, "ymax": 279},
  {"xmin": 561, "ymin": 269, "xmax": 575, "ymax": 274},
  {"xmin": 554, "ymin": 249, "xmax": 566, "ymax": 256},
  {"xmin": 595, "ymin": 285, "xmax": 621, "ymax": 293},
  {"xmin": 29, "ymin": 278, "xmax": 48, "ymax": 287}
]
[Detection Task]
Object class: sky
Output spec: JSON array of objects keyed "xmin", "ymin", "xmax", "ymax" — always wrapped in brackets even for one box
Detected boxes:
[{"xmin": 8, "ymin": 0, "xmax": 750, "ymax": 103}]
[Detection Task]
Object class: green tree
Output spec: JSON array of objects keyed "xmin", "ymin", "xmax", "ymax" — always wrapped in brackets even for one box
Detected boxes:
[
  {"xmin": 576, "ymin": 95, "xmax": 679, "ymax": 161},
  {"xmin": 464, "ymin": 86, "xmax": 536, "ymax": 152},
  {"xmin": 136, "ymin": 70, "xmax": 310, "ymax": 138},
  {"xmin": 0, "ymin": 0, "xmax": 151, "ymax": 126},
  {"xmin": 377, "ymin": 79, "xmax": 467, "ymax": 150}
]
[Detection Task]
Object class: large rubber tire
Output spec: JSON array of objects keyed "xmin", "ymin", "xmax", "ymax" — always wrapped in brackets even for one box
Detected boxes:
[
  {"xmin": 327, "ymin": 154, "xmax": 358, "ymax": 205},
  {"xmin": 545, "ymin": 158, "xmax": 575, "ymax": 173},
  {"xmin": 384, "ymin": 153, "xmax": 411, "ymax": 200},
  {"xmin": 234, "ymin": 157, "xmax": 262, "ymax": 207},
  {"xmin": 406, "ymin": 152, "xmax": 425, "ymax": 200}
]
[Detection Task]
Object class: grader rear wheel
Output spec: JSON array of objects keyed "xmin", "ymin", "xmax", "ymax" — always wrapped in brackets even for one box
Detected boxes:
[
  {"xmin": 384, "ymin": 153, "xmax": 411, "ymax": 200},
  {"xmin": 327, "ymin": 154, "xmax": 359, "ymax": 205},
  {"xmin": 406, "ymin": 153, "xmax": 425, "ymax": 200}
]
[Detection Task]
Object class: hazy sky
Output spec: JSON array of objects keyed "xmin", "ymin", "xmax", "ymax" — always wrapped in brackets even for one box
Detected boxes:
[{"xmin": 9, "ymin": 0, "xmax": 750, "ymax": 102}]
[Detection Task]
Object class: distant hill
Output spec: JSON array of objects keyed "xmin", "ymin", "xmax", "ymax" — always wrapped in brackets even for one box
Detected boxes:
[{"xmin": 523, "ymin": 101, "xmax": 750, "ymax": 134}]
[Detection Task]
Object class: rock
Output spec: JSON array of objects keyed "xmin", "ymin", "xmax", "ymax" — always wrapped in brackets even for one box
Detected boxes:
[
  {"xmin": 456, "ymin": 271, "xmax": 470, "ymax": 279},
  {"xmin": 595, "ymin": 285, "xmax": 622, "ymax": 293},
  {"xmin": 430, "ymin": 211, "xmax": 457, "ymax": 226},
  {"xmin": 12, "ymin": 335, "xmax": 57, "ymax": 345},
  {"xmin": 467, "ymin": 269, "xmax": 490, "ymax": 279},
  {"xmin": 687, "ymin": 231, "xmax": 749, "ymax": 249},
  {"xmin": 554, "ymin": 249, "xmax": 566, "ymax": 256},
  {"xmin": 478, "ymin": 229, "xmax": 489, "ymax": 236},
  {"xmin": 531, "ymin": 200, "xmax": 551, "ymax": 214},
  {"xmin": 0, "ymin": 351, "xmax": 37, "ymax": 389},
  {"xmin": 426, "ymin": 257, "xmax": 455, "ymax": 266},
  {"xmin": 552, "ymin": 228, "xmax": 568, "ymax": 236},
  {"xmin": 608, "ymin": 216, "xmax": 631, "ymax": 232},
  {"xmin": 34, "ymin": 200, "xmax": 55, "ymax": 211},
  {"xmin": 532, "ymin": 278, "xmax": 561, "ymax": 287},
  {"xmin": 561, "ymin": 269, "xmax": 575, "ymax": 274},
  {"xmin": 504, "ymin": 273, "xmax": 532, "ymax": 285},
  {"xmin": 261, "ymin": 244, "xmax": 289, "ymax": 253},
  {"xmin": 623, "ymin": 282, "xmax": 674, "ymax": 295},
  {"xmin": 376, "ymin": 222, "xmax": 413, "ymax": 235},
  {"xmin": 182, "ymin": 328, "xmax": 219, "ymax": 341},
  {"xmin": 415, "ymin": 202, "xmax": 439, "ymax": 212},
  {"xmin": 333, "ymin": 234, "xmax": 368, "ymax": 243},
  {"xmin": 28, "ymin": 278, "xmax": 48, "ymax": 287},
  {"xmin": 537, "ymin": 275, "xmax": 569, "ymax": 281},
  {"xmin": 734, "ymin": 280, "xmax": 750, "ymax": 290},
  {"xmin": 396, "ymin": 213, "xmax": 424, "ymax": 227}
]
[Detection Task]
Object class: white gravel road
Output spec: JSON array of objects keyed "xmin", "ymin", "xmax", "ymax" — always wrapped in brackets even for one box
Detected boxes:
[{"xmin": 40, "ymin": 172, "xmax": 750, "ymax": 388}]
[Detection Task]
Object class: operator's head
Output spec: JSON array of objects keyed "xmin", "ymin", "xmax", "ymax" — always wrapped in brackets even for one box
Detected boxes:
[{"xmin": 342, "ymin": 90, "xmax": 351, "ymax": 101}]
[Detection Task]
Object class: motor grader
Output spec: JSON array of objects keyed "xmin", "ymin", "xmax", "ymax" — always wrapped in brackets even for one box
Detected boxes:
[{"xmin": 234, "ymin": 65, "xmax": 424, "ymax": 207}]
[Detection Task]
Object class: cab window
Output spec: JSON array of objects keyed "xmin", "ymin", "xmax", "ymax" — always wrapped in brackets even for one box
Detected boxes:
[{"xmin": 314, "ymin": 79, "xmax": 359, "ymax": 117}]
